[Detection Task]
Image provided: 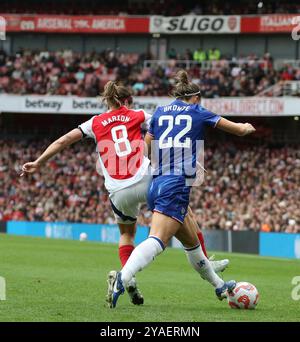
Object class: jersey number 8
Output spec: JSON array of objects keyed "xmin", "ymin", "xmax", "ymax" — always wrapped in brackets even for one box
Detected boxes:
[{"xmin": 111, "ymin": 125, "xmax": 132, "ymax": 157}]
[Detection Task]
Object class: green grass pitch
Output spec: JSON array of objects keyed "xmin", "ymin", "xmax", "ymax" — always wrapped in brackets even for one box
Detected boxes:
[{"xmin": 0, "ymin": 234, "xmax": 299, "ymax": 322}]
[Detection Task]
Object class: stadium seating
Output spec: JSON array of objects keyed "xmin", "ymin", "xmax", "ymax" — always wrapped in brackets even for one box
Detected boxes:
[
  {"xmin": 0, "ymin": 0, "xmax": 299, "ymax": 15},
  {"xmin": 0, "ymin": 139, "xmax": 299, "ymax": 233},
  {"xmin": 0, "ymin": 49, "xmax": 297, "ymax": 97}
]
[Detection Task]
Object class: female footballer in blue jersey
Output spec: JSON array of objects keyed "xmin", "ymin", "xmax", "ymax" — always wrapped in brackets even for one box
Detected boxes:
[{"xmin": 109, "ymin": 70, "xmax": 256, "ymax": 308}]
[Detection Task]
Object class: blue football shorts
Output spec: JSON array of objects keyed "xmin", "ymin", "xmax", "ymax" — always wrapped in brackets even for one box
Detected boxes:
[{"xmin": 147, "ymin": 175, "xmax": 191, "ymax": 224}]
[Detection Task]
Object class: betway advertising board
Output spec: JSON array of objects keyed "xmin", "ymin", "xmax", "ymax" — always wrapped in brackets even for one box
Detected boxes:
[{"xmin": 0, "ymin": 95, "xmax": 298, "ymax": 116}]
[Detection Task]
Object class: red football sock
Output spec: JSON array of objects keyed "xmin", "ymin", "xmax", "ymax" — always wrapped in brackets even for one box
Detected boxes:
[
  {"xmin": 197, "ymin": 231, "xmax": 208, "ymax": 258},
  {"xmin": 119, "ymin": 245, "xmax": 135, "ymax": 267}
]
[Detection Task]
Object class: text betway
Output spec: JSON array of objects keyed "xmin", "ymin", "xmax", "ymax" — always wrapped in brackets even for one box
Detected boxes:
[{"xmin": 25, "ymin": 98, "xmax": 63, "ymax": 112}]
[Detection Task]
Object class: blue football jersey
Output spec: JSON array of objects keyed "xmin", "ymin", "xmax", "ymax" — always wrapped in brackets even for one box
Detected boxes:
[{"xmin": 148, "ymin": 99, "xmax": 221, "ymax": 178}]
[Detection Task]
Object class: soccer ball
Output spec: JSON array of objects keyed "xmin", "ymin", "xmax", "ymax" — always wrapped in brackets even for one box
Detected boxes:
[
  {"xmin": 227, "ymin": 282, "xmax": 259, "ymax": 309},
  {"xmin": 79, "ymin": 232, "xmax": 88, "ymax": 241}
]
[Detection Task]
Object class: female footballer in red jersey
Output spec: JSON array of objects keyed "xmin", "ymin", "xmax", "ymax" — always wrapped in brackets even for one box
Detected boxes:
[{"xmin": 21, "ymin": 81, "xmax": 228, "ymax": 307}]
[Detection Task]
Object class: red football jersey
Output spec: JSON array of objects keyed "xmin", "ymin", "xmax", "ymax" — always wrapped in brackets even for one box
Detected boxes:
[{"xmin": 79, "ymin": 106, "xmax": 151, "ymax": 193}]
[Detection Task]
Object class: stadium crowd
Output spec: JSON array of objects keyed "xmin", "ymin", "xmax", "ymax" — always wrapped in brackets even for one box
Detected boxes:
[
  {"xmin": 1, "ymin": 0, "xmax": 299, "ymax": 15},
  {"xmin": 1, "ymin": 139, "xmax": 299, "ymax": 233},
  {"xmin": 0, "ymin": 48, "xmax": 296, "ymax": 97}
]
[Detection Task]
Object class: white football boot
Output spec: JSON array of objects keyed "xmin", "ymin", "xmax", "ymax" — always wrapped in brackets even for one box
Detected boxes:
[{"xmin": 209, "ymin": 255, "xmax": 229, "ymax": 273}]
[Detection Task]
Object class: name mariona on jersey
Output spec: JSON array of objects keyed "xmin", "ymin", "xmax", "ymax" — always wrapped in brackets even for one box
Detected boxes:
[{"xmin": 101, "ymin": 115, "xmax": 130, "ymax": 127}]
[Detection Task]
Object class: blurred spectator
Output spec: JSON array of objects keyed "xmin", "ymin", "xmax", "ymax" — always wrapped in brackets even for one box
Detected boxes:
[
  {"xmin": 193, "ymin": 48, "xmax": 207, "ymax": 63},
  {"xmin": 208, "ymin": 48, "xmax": 221, "ymax": 61},
  {"xmin": 184, "ymin": 49, "xmax": 193, "ymax": 61},
  {"xmin": 167, "ymin": 48, "xmax": 177, "ymax": 60}
]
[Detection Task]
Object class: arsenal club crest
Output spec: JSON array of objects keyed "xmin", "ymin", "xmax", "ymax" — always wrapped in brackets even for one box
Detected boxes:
[{"xmin": 228, "ymin": 16, "xmax": 237, "ymax": 31}]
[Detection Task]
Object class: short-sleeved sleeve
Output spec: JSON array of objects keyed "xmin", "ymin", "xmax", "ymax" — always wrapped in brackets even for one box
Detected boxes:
[
  {"xmin": 147, "ymin": 114, "xmax": 155, "ymax": 137},
  {"xmin": 78, "ymin": 116, "xmax": 96, "ymax": 139},
  {"xmin": 142, "ymin": 111, "xmax": 152, "ymax": 131},
  {"xmin": 147, "ymin": 108, "xmax": 160, "ymax": 137},
  {"xmin": 199, "ymin": 106, "xmax": 221, "ymax": 128},
  {"xmin": 144, "ymin": 111, "xmax": 152, "ymax": 126}
]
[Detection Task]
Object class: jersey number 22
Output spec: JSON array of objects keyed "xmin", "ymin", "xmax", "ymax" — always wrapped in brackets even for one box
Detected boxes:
[{"xmin": 158, "ymin": 115, "xmax": 192, "ymax": 149}]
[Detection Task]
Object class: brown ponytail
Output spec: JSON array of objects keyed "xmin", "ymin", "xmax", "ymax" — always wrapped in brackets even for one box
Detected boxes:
[
  {"xmin": 172, "ymin": 70, "xmax": 201, "ymax": 101},
  {"xmin": 175, "ymin": 70, "xmax": 189, "ymax": 85},
  {"xmin": 102, "ymin": 81, "xmax": 132, "ymax": 109}
]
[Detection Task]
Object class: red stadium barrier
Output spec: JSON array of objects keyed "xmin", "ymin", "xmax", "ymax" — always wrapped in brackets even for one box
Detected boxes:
[
  {"xmin": 1, "ymin": 14, "xmax": 299, "ymax": 34},
  {"xmin": 1, "ymin": 14, "xmax": 150, "ymax": 33},
  {"xmin": 241, "ymin": 14, "xmax": 300, "ymax": 33}
]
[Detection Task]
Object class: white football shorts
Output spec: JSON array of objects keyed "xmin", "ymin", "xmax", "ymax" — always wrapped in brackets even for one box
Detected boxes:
[{"xmin": 109, "ymin": 174, "xmax": 152, "ymax": 224}]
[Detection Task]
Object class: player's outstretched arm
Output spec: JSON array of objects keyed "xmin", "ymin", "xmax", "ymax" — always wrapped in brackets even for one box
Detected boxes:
[
  {"xmin": 216, "ymin": 117, "xmax": 256, "ymax": 136},
  {"xmin": 21, "ymin": 128, "xmax": 83, "ymax": 176}
]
